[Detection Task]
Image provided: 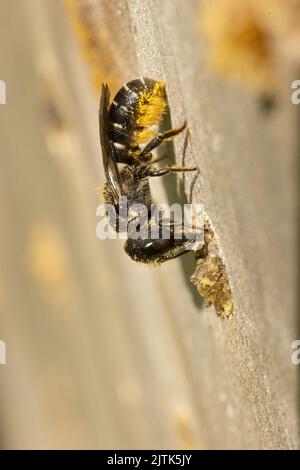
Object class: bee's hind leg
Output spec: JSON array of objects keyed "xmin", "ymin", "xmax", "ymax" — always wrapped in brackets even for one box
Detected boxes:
[{"xmin": 147, "ymin": 165, "xmax": 198, "ymax": 177}]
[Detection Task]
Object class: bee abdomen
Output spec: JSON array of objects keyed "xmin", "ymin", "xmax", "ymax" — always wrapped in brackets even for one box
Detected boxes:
[
  {"xmin": 111, "ymin": 78, "xmax": 155, "ymax": 115},
  {"xmin": 108, "ymin": 78, "xmax": 165, "ymax": 151}
]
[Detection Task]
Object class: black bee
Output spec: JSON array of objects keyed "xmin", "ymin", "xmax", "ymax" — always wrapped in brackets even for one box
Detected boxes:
[{"xmin": 99, "ymin": 77, "xmax": 200, "ymax": 264}]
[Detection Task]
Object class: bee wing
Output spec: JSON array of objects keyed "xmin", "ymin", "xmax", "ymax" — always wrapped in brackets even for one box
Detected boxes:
[{"xmin": 99, "ymin": 83, "xmax": 123, "ymax": 202}]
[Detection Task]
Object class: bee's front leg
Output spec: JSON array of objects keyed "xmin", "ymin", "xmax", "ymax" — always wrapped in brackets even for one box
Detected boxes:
[{"xmin": 141, "ymin": 121, "xmax": 187, "ymax": 154}]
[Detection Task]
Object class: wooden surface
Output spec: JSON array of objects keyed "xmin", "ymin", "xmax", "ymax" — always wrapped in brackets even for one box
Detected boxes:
[{"xmin": 0, "ymin": 0, "xmax": 299, "ymax": 449}]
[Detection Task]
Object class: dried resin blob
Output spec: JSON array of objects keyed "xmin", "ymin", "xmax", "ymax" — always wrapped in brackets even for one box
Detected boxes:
[{"xmin": 191, "ymin": 217, "xmax": 234, "ymax": 318}]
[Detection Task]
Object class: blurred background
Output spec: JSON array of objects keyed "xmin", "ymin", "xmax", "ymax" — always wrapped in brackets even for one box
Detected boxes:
[{"xmin": 0, "ymin": 0, "xmax": 299, "ymax": 449}]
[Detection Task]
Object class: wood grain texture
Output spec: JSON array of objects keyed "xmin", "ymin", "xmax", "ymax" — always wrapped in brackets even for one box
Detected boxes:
[{"xmin": 0, "ymin": 0, "xmax": 298, "ymax": 449}]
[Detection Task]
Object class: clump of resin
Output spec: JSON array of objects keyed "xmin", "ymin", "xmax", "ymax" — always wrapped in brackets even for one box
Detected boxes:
[{"xmin": 191, "ymin": 218, "xmax": 234, "ymax": 318}]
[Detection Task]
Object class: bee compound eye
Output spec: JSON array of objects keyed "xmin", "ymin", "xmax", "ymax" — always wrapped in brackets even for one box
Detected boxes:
[{"xmin": 142, "ymin": 238, "xmax": 173, "ymax": 256}]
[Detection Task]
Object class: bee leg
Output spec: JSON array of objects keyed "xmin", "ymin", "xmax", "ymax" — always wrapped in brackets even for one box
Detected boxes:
[
  {"xmin": 155, "ymin": 222, "xmax": 203, "ymax": 260},
  {"xmin": 142, "ymin": 121, "xmax": 187, "ymax": 154},
  {"xmin": 159, "ymin": 236, "xmax": 201, "ymax": 261},
  {"xmin": 147, "ymin": 165, "xmax": 198, "ymax": 177}
]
